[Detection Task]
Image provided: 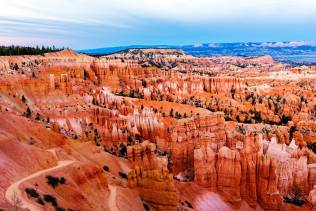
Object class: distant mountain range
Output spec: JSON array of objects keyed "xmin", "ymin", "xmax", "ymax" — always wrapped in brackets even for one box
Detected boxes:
[{"xmin": 78, "ymin": 42, "xmax": 316, "ymax": 64}]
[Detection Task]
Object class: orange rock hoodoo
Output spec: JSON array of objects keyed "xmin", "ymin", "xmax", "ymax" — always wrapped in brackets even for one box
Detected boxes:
[{"xmin": 0, "ymin": 49, "xmax": 316, "ymax": 211}]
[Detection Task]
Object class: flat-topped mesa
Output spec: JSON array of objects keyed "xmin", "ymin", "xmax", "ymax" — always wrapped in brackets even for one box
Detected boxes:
[
  {"xmin": 250, "ymin": 55, "xmax": 276, "ymax": 65},
  {"xmin": 104, "ymin": 48, "xmax": 204, "ymax": 71},
  {"xmin": 105, "ymin": 48, "xmax": 187, "ymax": 60},
  {"xmin": 209, "ymin": 55, "xmax": 277, "ymax": 67}
]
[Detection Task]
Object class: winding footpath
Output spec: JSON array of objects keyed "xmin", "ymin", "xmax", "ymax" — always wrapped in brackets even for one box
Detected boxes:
[{"xmin": 5, "ymin": 160, "xmax": 75, "ymax": 211}]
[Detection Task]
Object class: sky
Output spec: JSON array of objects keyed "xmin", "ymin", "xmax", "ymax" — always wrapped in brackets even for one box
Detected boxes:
[{"xmin": 0, "ymin": 0, "xmax": 316, "ymax": 49}]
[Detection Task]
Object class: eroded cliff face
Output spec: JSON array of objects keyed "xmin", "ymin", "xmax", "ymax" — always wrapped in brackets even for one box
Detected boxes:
[
  {"xmin": 0, "ymin": 49, "xmax": 316, "ymax": 211},
  {"xmin": 128, "ymin": 166, "xmax": 179, "ymax": 211},
  {"xmin": 194, "ymin": 146, "xmax": 217, "ymax": 190},
  {"xmin": 167, "ymin": 113, "xmax": 226, "ymax": 178},
  {"xmin": 126, "ymin": 141, "xmax": 179, "ymax": 210}
]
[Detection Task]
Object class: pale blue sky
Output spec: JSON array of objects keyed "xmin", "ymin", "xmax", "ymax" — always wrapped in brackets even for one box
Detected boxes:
[{"xmin": 0, "ymin": 0, "xmax": 315, "ymax": 49}]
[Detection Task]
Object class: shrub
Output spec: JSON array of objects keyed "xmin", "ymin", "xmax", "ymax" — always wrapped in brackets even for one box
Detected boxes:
[
  {"xmin": 36, "ymin": 197, "xmax": 45, "ymax": 205},
  {"xmin": 135, "ymin": 134, "xmax": 142, "ymax": 141},
  {"xmin": 184, "ymin": 200, "xmax": 193, "ymax": 208},
  {"xmin": 35, "ymin": 113, "xmax": 40, "ymax": 120},
  {"xmin": 253, "ymin": 111, "xmax": 262, "ymax": 123},
  {"xmin": 119, "ymin": 144, "xmax": 127, "ymax": 157},
  {"xmin": 103, "ymin": 165, "xmax": 109, "ymax": 171},
  {"xmin": 118, "ymin": 172, "xmax": 128, "ymax": 179},
  {"xmin": 25, "ymin": 107, "xmax": 32, "ymax": 118},
  {"xmin": 169, "ymin": 108, "xmax": 174, "ymax": 117},
  {"xmin": 46, "ymin": 175, "xmax": 66, "ymax": 188},
  {"xmin": 141, "ymin": 79, "xmax": 147, "ymax": 87},
  {"xmin": 143, "ymin": 203, "xmax": 150, "ymax": 211},
  {"xmin": 284, "ymin": 185, "xmax": 306, "ymax": 207},
  {"xmin": 59, "ymin": 177, "xmax": 66, "ymax": 184},
  {"xmin": 43, "ymin": 194, "xmax": 58, "ymax": 207},
  {"xmin": 129, "ymin": 89, "xmax": 135, "ymax": 98},
  {"xmin": 309, "ymin": 142, "xmax": 316, "ymax": 154},
  {"xmin": 289, "ymin": 126, "xmax": 296, "ymax": 141},
  {"xmin": 280, "ymin": 115, "xmax": 291, "ymax": 125},
  {"xmin": 83, "ymin": 70, "xmax": 89, "ymax": 80},
  {"xmin": 175, "ymin": 111, "xmax": 181, "ymax": 119},
  {"xmin": 21, "ymin": 95, "xmax": 27, "ymax": 103},
  {"xmin": 284, "ymin": 196, "xmax": 306, "ymax": 206},
  {"xmin": 25, "ymin": 188, "xmax": 39, "ymax": 198},
  {"xmin": 230, "ymin": 86, "xmax": 236, "ymax": 99},
  {"xmin": 46, "ymin": 175, "xmax": 60, "ymax": 188}
]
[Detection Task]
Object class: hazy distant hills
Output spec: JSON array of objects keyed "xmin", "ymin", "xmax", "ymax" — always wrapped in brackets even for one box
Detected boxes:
[{"xmin": 78, "ymin": 42, "xmax": 316, "ymax": 64}]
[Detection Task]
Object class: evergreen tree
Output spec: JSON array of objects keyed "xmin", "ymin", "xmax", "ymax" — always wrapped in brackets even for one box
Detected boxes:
[{"xmin": 0, "ymin": 45, "xmax": 64, "ymax": 56}]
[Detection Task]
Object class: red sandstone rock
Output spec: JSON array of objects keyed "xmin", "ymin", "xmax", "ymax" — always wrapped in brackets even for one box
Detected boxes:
[{"xmin": 1, "ymin": 49, "xmax": 316, "ymax": 210}]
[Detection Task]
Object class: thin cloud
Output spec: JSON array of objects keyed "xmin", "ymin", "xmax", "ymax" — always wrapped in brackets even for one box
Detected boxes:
[
  {"xmin": 0, "ymin": 0, "xmax": 315, "ymax": 48},
  {"xmin": 0, "ymin": 35, "xmax": 65, "ymax": 46},
  {"xmin": 0, "ymin": 0, "xmax": 132, "ymax": 28},
  {"xmin": 121, "ymin": 0, "xmax": 316, "ymax": 22}
]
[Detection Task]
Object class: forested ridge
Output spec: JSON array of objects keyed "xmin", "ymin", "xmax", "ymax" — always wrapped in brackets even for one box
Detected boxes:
[{"xmin": 0, "ymin": 45, "xmax": 65, "ymax": 56}]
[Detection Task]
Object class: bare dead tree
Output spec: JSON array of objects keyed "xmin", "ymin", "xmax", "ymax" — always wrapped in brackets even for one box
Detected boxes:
[{"xmin": 11, "ymin": 191, "xmax": 22, "ymax": 211}]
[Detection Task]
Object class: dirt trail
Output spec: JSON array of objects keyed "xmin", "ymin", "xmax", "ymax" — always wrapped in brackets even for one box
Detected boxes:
[
  {"xmin": 5, "ymin": 160, "xmax": 75, "ymax": 211},
  {"xmin": 108, "ymin": 185, "xmax": 119, "ymax": 211}
]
